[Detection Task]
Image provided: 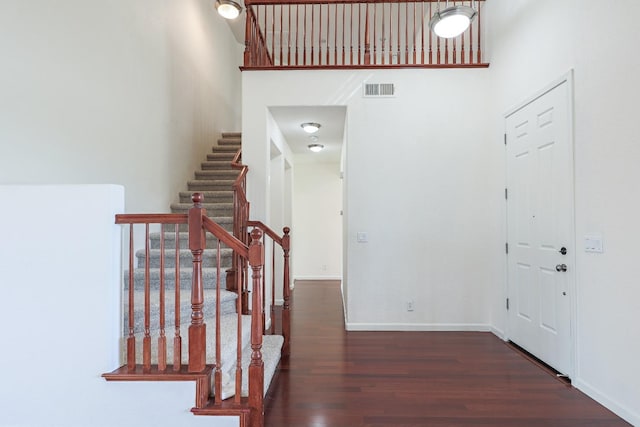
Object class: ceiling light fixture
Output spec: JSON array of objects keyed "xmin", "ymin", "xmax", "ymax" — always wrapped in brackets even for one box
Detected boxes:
[
  {"xmin": 301, "ymin": 122, "xmax": 321, "ymax": 134},
  {"xmin": 430, "ymin": 0, "xmax": 477, "ymax": 39},
  {"xmin": 215, "ymin": 0, "xmax": 242, "ymax": 20},
  {"xmin": 308, "ymin": 144, "xmax": 324, "ymax": 153}
]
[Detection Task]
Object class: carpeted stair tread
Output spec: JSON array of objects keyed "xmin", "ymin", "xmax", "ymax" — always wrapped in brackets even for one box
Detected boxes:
[
  {"xmin": 124, "ymin": 267, "xmax": 227, "ymax": 290},
  {"xmin": 201, "ymin": 161, "xmax": 233, "ymax": 170},
  {"xmin": 179, "ymin": 191, "xmax": 233, "ymax": 204},
  {"xmin": 149, "ymin": 232, "xmax": 228, "ymax": 249},
  {"xmin": 213, "ymin": 145, "xmax": 240, "ymax": 153},
  {"xmin": 194, "ymin": 170, "xmax": 240, "ymax": 179},
  {"xmin": 135, "ymin": 248, "xmax": 233, "ymax": 268},
  {"xmin": 221, "ymin": 132, "xmax": 241, "ymax": 139},
  {"xmin": 207, "ymin": 153, "xmax": 236, "ymax": 161},
  {"xmin": 170, "ymin": 202, "xmax": 233, "ymax": 216},
  {"xmin": 188, "ymin": 179, "xmax": 235, "ymax": 191},
  {"xmin": 125, "ymin": 289, "xmax": 239, "ymax": 334}
]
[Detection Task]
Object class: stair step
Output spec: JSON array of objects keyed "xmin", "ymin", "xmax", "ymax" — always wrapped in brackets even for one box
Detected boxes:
[
  {"xmin": 130, "ymin": 312, "xmax": 252, "ymax": 371},
  {"xmin": 201, "ymin": 161, "xmax": 233, "ymax": 170},
  {"xmin": 124, "ymin": 267, "xmax": 227, "ymax": 290},
  {"xmin": 179, "ymin": 191, "xmax": 233, "ymax": 204},
  {"xmin": 212, "ymin": 145, "xmax": 240, "ymax": 153},
  {"xmin": 206, "ymin": 152, "xmax": 236, "ymax": 161},
  {"xmin": 150, "ymin": 231, "xmax": 230, "ymax": 249},
  {"xmin": 194, "ymin": 170, "xmax": 240, "ymax": 180},
  {"xmin": 135, "ymin": 248, "xmax": 233, "ymax": 268},
  {"xmin": 125, "ymin": 289, "xmax": 239, "ymax": 335},
  {"xmin": 221, "ymin": 132, "xmax": 241, "ymax": 139},
  {"xmin": 188, "ymin": 180, "xmax": 235, "ymax": 191},
  {"xmin": 173, "ymin": 216, "xmax": 233, "ymax": 233},
  {"xmin": 170, "ymin": 202, "xmax": 233, "ymax": 216}
]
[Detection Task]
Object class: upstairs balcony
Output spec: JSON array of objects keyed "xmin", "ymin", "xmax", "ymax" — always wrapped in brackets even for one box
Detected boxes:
[{"xmin": 241, "ymin": 0, "xmax": 488, "ymax": 69}]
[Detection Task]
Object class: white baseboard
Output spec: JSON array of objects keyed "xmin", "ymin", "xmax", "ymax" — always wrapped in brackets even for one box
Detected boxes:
[
  {"xmin": 573, "ymin": 378, "xmax": 640, "ymax": 426},
  {"xmin": 294, "ymin": 275, "xmax": 342, "ymax": 282},
  {"xmin": 345, "ymin": 323, "xmax": 492, "ymax": 332},
  {"xmin": 490, "ymin": 325, "xmax": 506, "ymax": 341}
]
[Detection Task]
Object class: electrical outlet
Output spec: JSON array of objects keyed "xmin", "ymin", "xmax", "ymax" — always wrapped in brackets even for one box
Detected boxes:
[{"xmin": 406, "ymin": 301, "xmax": 414, "ymax": 312}]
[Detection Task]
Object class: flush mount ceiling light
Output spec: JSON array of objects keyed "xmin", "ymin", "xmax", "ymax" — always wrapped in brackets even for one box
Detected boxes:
[
  {"xmin": 301, "ymin": 122, "xmax": 321, "ymax": 134},
  {"xmin": 308, "ymin": 144, "xmax": 324, "ymax": 153},
  {"xmin": 430, "ymin": 0, "xmax": 477, "ymax": 39},
  {"xmin": 215, "ymin": 0, "xmax": 242, "ymax": 20}
]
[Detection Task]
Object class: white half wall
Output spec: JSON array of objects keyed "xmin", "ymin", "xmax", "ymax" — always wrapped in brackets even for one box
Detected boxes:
[
  {"xmin": 0, "ymin": 185, "xmax": 237, "ymax": 427},
  {"xmin": 0, "ymin": 0, "xmax": 243, "ymax": 213},
  {"xmin": 487, "ymin": 1, "xmax": 640, "ymax": 424},
  {"xmin": 243, "ymin": 68, "xmax": 500, "ymax": 332}
]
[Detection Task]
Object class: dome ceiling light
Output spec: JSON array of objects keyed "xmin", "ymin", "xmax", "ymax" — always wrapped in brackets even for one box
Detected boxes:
[
  {"xmin": 430, "ymin": 0, "xmax": 477, "ymax": 39},
  {"xmin": 301, "ymin": 122, "xmax": 321, "ymax": 134},
  {"xmin": 308, "ymin": 144, "xmax": 324, "ymax": 153},
  {"xmin": 215, "ymin": 0, "xmax": 242, "ymax": 20}
]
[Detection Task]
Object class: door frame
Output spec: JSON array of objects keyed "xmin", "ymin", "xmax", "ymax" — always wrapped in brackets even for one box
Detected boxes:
[{"xmin": 503, "ymin": 70, "xmax": 577, "ymax": 379}]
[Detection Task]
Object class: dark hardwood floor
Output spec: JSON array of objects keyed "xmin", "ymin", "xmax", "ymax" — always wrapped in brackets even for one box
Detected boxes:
[{"xmin": 264, "ymin": 280, "xmax": 630, "ymax": 427}]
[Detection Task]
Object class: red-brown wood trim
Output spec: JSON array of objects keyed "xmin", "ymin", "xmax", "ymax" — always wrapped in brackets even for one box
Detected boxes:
[
  {"xmin": 242, "ymin": 63, "xmax": 490, "ymax": 70},
  {"xmin": 247, "ymin": 220, "xmax": 284, "ymax": 246},
  {"xmin": 115, "ymin": 213, "xmax": 188, "ymax": 225},
  {"xmin": 203, "ymin": 216, "xmax": 249, "ymax": 257},
  {"xmin": 246, "ymin": 0, "xmax": 485, "ymax": 5},
  {"xmin": 188, "ymin": 193, "xmax": 207, "ymax": 373}
]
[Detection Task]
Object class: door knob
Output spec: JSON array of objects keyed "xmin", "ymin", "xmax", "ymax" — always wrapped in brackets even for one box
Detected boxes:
[
  {"xmin": 559, "ymin": 247, "xmax": 567, "ymax": 255},
  {"xmin": 555, "ymin": 264, "xmax": 567, "ymax": 272}
]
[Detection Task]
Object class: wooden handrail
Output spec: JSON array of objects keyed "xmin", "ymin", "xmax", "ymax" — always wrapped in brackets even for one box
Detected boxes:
[
  {"xmin": 203, "ymin": 216, "xmax": 248, "ymax": 257},
  {"xmin": 115, "ymin": 213, "xmax": 187, "ymax": 224},
  {"xmin": 247, "ymin": 220, "xmax": 283, "ymax": 246}
]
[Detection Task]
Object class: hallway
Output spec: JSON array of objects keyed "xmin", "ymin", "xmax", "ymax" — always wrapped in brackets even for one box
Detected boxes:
[{"xmin": 264, "ymin": 280, "xmax": 629, "ymax": 427}]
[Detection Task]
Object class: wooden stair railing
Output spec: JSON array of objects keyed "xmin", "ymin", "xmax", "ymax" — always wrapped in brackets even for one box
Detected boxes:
[
  {"xmin": 248, "ymin": 221, "xmax": 291, "ymax": 355},
  {"xmin": 103, "ymin": 193, "xmax": 290, "ymax": 427},
  {"xmin": 242, "ymin": 0, "xmax": 488, "ymax": 69},
  {"xmin": 230, "ymin": 148, "xmax": 251, "ymax": 314}
]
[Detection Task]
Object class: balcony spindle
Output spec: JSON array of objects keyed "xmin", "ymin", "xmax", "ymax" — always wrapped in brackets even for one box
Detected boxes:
[
  {"xmin": 173, "ymin": 224, "xmax": 182, "ymax": 370},
  {"xmin": 143, "ymin": 224, "xmax": 151, "ymax": 371},
  {"xmin": 158, "ymin": 229, "xmax": 167, "ymax": 371},
  {"xmin": 476, "ymin": 3, "xmax": 482, "ymax": 63},
  {"xmin": 127, "ymin": 224, "xmax": 135, "ymax": 370}
]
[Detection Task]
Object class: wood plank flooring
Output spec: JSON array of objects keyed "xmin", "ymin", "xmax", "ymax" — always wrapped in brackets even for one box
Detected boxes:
[{"xmin": 264, "ymin": 280, "xmax": 630, "ymax": 427}]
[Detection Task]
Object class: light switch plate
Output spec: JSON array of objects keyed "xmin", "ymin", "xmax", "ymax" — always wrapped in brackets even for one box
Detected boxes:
[
  {"xmin": 584, "ymin": 234, "xmax": 603, "ymax": 253},
  {"xmin": 357, "ymin": 232, "xmax": 368, "ymax": 243}
]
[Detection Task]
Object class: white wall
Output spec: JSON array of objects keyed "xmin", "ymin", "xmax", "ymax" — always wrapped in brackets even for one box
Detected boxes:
[
  {"xmin": 292, "ymin": 160, "xmax": 343, "ymax": 280},
  {"xmin": 243, "ymin": 69, "xmax": 500, "ymax": 331},
  {"xmin": 0, "ymin": 0, "xmax": 243, "ymax": 213},
  {"xmin": 0, "ymin": 185, "xmax": 237, "ymax": 427},
  {"xmin": 487, "ymin": 1, "xmax": 640, "ymax": 424}
]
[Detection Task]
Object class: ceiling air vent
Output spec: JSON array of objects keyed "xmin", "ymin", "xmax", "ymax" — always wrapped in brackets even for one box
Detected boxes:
[{"xmin": 363, "ymin": 83, "xmax": 395, "ymax": 98}]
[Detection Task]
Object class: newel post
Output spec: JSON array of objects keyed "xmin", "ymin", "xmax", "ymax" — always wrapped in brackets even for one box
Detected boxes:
[
  {"xmin": 282, "ymin": 227, "xmax": 291, "ymax": 355},
  {"xmin": 248, "ymin": 228, "xmax": 265, "ymax": 427},
  {"xmin": 188, "ymin": 193, "xmax": 207, "ymax": 372}
]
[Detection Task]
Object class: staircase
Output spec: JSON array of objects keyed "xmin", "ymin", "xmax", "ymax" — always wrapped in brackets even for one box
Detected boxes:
[{"xmin": 115, "ymin": 133, "xmax": 284, "ymax": 414}]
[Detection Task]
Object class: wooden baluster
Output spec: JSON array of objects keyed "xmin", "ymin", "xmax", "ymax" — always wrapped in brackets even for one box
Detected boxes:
[
  {"xmin": 327, "ymin": 4, "xmax": 331, "ymax": 65},
  {"xmin": 372, "ymin": 2, "xmax": 376, "ymax": 64},
  {"xmin": 214, "ymin": 238, "xmax": 222, "ymax": 401},
  {"xmin": 461, "ymin": 23, "xmax": 466, "ymax": 64},
  {"xmin": 143, "ymin": 224, "xmax": 151, "ymax": 371},
  {"xmin": 270, "ymin": 240, "xmax": 276, "ymax": 335},
  {"xmin": 354, "ymin": 4, "xmax": 358, "ymax": 65},
  {"xmin": 421, "ymin": 2, "xmax": 425, "ymax": 64},
  {"xmin": 127, "ymin": 224, "xmax": 135, "ymax": 370},
  {"xmin": 303, "ymin": 5, "xmax": 307, "ymax": 65},
  {"xmin": 244, "ymin": 8, "xmax": 252, "ymax": 67},
  {"xmin": 173, "ymin": 224, "xmax": 181, "ymax": 370},
  {"xmin": 158, "ymin": 228, "xmax": 167, "ymax": 371},
  {"xmin": 235, "ymin": 255, "xmax": 243, "ymax": 403},
  {"xmin": 248, "ymin": 229, "xmax": 265, "ymax": 427},
  {"xmin": 363, "ymin": 4, "xmax": 370, "ymax": 65},
  {"xmin": 282, "ymin": 227, "xmax": 291, "ymax": 355},
  {"xmin": 476, "ymin": 3, "xmax": 482, "ymax": 63},
  {"xmin": 271, "ymin": 4, "xmax": 275, "ymax": 63},
  {"xmin": 429, "ymin": 2, "xmax": 433, "ymax": 64},
  {"xmin": 295, "ymin": 4, "xmax": 299, "ymax": 65},
  {"xmin": 311, "ymin": 4, "xmax": 315, "ymax": 65},
  {"xmin": 188, "ymin": 193, "xmax": 206, "ymax": 373},
  {"xmin": 334, "ymin": 4, "xmax": 338, "ymax": 65},
  {"xmin": 381, "ymin": 2, "xmax": 385, "ymax": 65},
  {"xmin": 288, "ymin": 4, "xmax": 291, "ymax": 65},
  {"xmin": 413, "ymin": 2, "xmax": 417, "ymax": 64},
  {"xmin": 341, "ymin": 4, "xmax": 345, "ymax": 65},
  {"xmin": 262, "ymin": 233, "xmax": 268, "ymax": 334},
  {"xmin": 388, "ymin": 2, "xmax": 392, "ymax": 64},
  {"xmin": 397, "ymin": 1, "xmax": 401, "ymax": 64},
  {"xmin": 404, "ymin": 3, "xmax": 409, "ymax": 64},
  {"xmin": 319, "ymin": 4, "xmax": 323, "ymax": 65}
]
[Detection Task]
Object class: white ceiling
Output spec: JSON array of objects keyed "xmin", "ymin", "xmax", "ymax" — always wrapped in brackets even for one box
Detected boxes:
[{"xmin": 269, "ymin": 106, "xmax": 346, "ymax": 163}]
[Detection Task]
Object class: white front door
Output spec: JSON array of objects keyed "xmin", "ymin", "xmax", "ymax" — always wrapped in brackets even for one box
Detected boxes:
[{"xmin": 505, "ymin": 78, "xmax": 574, "ymax": 376}]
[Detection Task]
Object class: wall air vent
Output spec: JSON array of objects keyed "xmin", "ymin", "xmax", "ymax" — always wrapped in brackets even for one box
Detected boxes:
[{"xmin": 363, "ymin": 83, "xmax": 395, "ymax": 98}]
